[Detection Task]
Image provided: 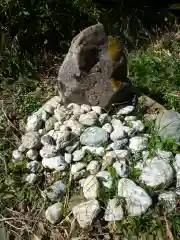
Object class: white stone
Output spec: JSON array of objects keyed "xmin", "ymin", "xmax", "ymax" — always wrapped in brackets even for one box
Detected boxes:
[
  {"xmin": 26, "ymin": 115, "xmax": 43, "ymax": 132},
  {"xmin": 41, "ymin": 135, "xmax": 55, "ymax": 146},
  {"xmin": 82, "ymin": 146, "xmax": 105, "ymax": 156},
  {"xmin": 117, "ymin": 106, "xmax": 134, "ymax": 115},
  {"xmin": 99, "ymin": 113, "xmax": 111, "ymax": 124},
  {"xmin": 64, "ymin": 153, "xmax": 72, "ymax": 164},
  {"xmin": 139, "ymin": 158, "xmax": 174, "ymax": 188},
  {"xmin": 26, "ymin": 149, "xmax": 38, "ymax": 160},
  {"xmin": 158, "ymin": 191, "xmax": 176, "ymax": 212},
  {"xmin": 96, "ymin": 171, "xmax": 113, "ymax": 189},
  {"xmin": 111, "ymin": 119, "xmax": 123, "ymax": 128},
  {"xmin": 54, "ymin": 122, "xmax": 61, "ymax": 131},
  {"xmin": 71, "ymin": 162, "xmax": 86, "ymax": 174},
  {"xmin": 113, "ymin": 160, "xmax": 128, "ymax": 177},
  {"xmin": 83, "ymin": 175, "xmax": 99, "ymax": 200},
  {"xmin": 43, "ymin": 181, "xmax": 66, "ymax": 202},
  {"xmin": 87, "ymin": 161, "xmax": 100, "ymax": 174},
  {"xmin": 110, "ymin": 127, "xmax": 126, "ymax": 141},
  {"xmin": 129, "ymin": 136, "xmax": 148, "ymax": 152},
  {"xmin": 107, "ymin": 139, "xmax": 128, "ymax": 151},
  {"xmin": 102, "ymin": 151, "xmax": 116, "ymax": 170},
  {"xmin": 67, "ymin": 103, "xmax": 82, "ymax": 116},
  {"xmin": 45, "ymin": 117, "xmax": 57, "ymax": 131},
  {"xmin": 38, "ymin": 128, "xmax": 46, "ymax": 136},
  {"xmin": 54, "ymin": 105, "xmax": 67, "ymax": 121},
  {"xmin": 65, "ymin": 119, "xmax": 84, "ymax": 135},
  {"xmin": 43, "ymin": 96, "xmax": 62, "ymax": 114},
  {"xmin": 72, "ymin": 200, "xmax": 100, "ymax": 228},
  {"xmin": 25, "ymin": 173, "xmax": 37, "ymax": 184},
  {"xmin": 91, "ymin": 106, "xmax": 102, "ymax": 115},
  {"xmin": 73, "ymin": 169, "xmax": 86, "ymax": 180},
  {"xmin": 122, "ymin": 126, "xmax": 134, "ymax": 136},
  {"xmin": 156, "ymin": 149, "xmax": 173, "ymax": 163},
  {"xmin": 73, "ymin": 149, "xmax": 85, "ymax": 162},
  {"xmin": 45, "ymin": 202, "xmax": 62, "ymax": 224},
  {"xmin": 81, "ymin": 104, "xmax": 92, "ymax": 113},
  {"xmin": 27, "ymin": 161, "xmax": 38, "ymax": 173},
  {"xmin": 40, "ymin": 145, "xmax": 57, "ymax": 158},
  {"xmin": 42, "ymin": 155, "xmax": 67, "ymax": 171},
  {"xmin": 102, "ymin": 123, "xmax": 113, "ymax": 133},
  {"xmin": 130, "ymin": 120, "xmax": 145, "ymax": 132},
  {"xmin": 12, "ymin": 150, "xmax": 23, "ymax": 161},
  {"xmin": 114, "ymin": 150, "xmax": 130, "ymax": 160},
  {"xmin": 80, "ymin": 127, "xmax": 108, "ymax": 147},
  {"xmin": 22, "ymin": 132, "xmax": 40, "ymax": 149},
  {"xmin": 79, "ymin": 111, "xmax": 98, "ymax": 126},
  {"xmin": 125, "ymin": 116, "xmax": 137, "ymax": 121},
  {"xmin": 104, "ymin": 198, "xmax": 124, "ymax": 221},
  {"xmin": 56, "ymin": 129, "xmax": 71, "ymax": 148},
  {"xmin": 174, "ymin": 154, "xmax": 180, "ymax": 172},
  {"xmin": 18, "ymin": 144, "xmax": 26, "ymax": 153},
  {"xmin": 118, "ymin": 178, "xmax": 152, "ymax": 216}
]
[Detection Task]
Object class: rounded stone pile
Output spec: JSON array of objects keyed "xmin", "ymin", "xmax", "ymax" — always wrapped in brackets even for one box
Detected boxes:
[{"xmin": 11, "ymin": 96, "xmax": 180, "ymax": 228}]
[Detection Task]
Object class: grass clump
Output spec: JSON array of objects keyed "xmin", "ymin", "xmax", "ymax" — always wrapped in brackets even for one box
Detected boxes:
[{"xmin": 130, "ymin": 34, "xmax": 180, "ymax": 111}]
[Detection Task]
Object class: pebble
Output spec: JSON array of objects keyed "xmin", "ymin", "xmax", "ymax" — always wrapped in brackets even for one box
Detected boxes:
[
  {"xmin": 118, "ymin": 178, "xmax": 152, "ymax": 216},
  {"xmin": 25, "ymin": 173, "xmax": 38, "ymax": 184},
  {"xmin": 174, "ymin": 154, "xmax": 180, "ymax": 172},
  {"xmin": 41, "ymin": 135, "xmax": 56, "ymax": 146},
  {"xmin": 72, "ymin": 200, "xmax": 100, "ymax": 228},
  {"xmin": 99, "ymin": 113, "xmax": 111, "ymax": 124},
  {"xmin": 22, "ymin": 132, "xmax": 41, "ymax": 149},
  {"xmin": 96, "ymin": 171, "xmax": 113, "ymax": 189},
  {"xmin": 102, "ymin": 152, "xmax": 116, "ymax": 170},
  {"xmin": 26, "ymin": 115, "xmax": 43, "ymax": 132},
  {"xmin": 158, "ymin": 191, "xmax": 176, "ymax": 212},
  {"xmin": 73, "ymin": 149, "xmax": 85, "ymax": 162},
  {"xmin": 45, "ymin": 117, "xmax": 57, "ymax": 131},
  {"xmin": 26, "ymin": 149, "xmax": 38, "ymax": 160},
  {"xmin": 12, "ymin": 150, "xmax": 23, "ymax": 161},
  {"xmin": 42, "ymin": 155, "xmax": 67, "ymax": 171},
  {"xmin": 18, "ymin": 144, "xmax": 26, "ymax": 153},
  {"xmin": 64, "ymin": 153, "xmax": 72, "ymax": 164},
  {"xmin": 140, "ymin": 158, "xmax": 174, "ymax": 188},
  {"xmin": 45, "ymin": 202, "xmax": 62, "ymax": 224},
  {"xmin": 81, "ymin": 104, "xmax": 92, "ymax": 113},
  {"xmin": 71, "ymin": 162, "xmax": 86, "ymax": 174},
  {"xmin": 79, "ymin": 111, "xmax": 98, "ymax": 126},
  {"xmin": 107, "ymin": 139, "xmax": 128, "ymax": 150},
  {"xmin": 125, "ymin": 116, "xmax": 137, "ymax": 121},
  {"xmin": 104, "ymin": 198, "xmax": 124, "ymax": 221},
  {"xmin": 129, "ymin": 136, "xmax": 148, "ymax": 152},
  {"xmin": 102, "ymin": 123, "xmax": 113, "ymax": 133},
  {"xmin": 43, "ymin": 181, "xmax": 66, "ymax": 202},
  {"xmin": 40, "ymin": 145, "xmax": 57, "ymax": 158},
  {"xmin": 113, "ymin": 160, "xmax": 128, "ymax": 177},
  {"xmin": 27, "ymin": 161, "xmax": 38, "ymax": 173},
  {"xmin": 83, "ymin": 175, "xmax": 99, "ymax": 200},
  {"xmin": 110, "ymin": 127, "xmax": 126, "ymax": 141},
  {"xmin": 117, "ymin": 106, "xmax": 134, "ymax": 115},
  {"xmin": 54, "ymin": 106, "xmax": 67, "ymax": 121},
  {"xmin": 86, "ymin": 161, "xmax": 100, "ymax": 174},
  {"xmin": 130, "ymin": 120, "xmax": 145, "ymax": 132},
  {"xmin": 80, "ymin": 127, "xmax": 108, "ymax": 147},
  {"xmin": 91, "ymin": 106, "xmax": 102, "ymax": 115}
]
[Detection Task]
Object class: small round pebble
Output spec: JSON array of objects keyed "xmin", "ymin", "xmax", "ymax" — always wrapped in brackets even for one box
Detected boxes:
[
  {"xmin": 64, "ymin": 153, "xmax": 72, "ymax": 164},
  {"xmin": 12, "ymin": 150, "xmax": 23, "ymax": 161},
  {"xmin": 26, "ymin": 149, "xmax": 38, "ymax": 160},
  {"xmin": 102, "ymin": 123, "xmax": 113, "ymax": 133},
  {"xmin": 73, "ymin": 149, "xmax": 85, "ymax": 162}
]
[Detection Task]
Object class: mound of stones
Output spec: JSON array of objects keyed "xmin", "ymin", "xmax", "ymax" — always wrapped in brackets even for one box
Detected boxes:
[{"xmin": 12, "ymin": 95, "xmax": 180, "ymax": 228}]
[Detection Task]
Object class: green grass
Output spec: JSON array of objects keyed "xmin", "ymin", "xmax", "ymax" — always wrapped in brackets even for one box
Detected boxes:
[{"xmin": 130, "ymin": 34, "xmax": 180, "ymax": 112}]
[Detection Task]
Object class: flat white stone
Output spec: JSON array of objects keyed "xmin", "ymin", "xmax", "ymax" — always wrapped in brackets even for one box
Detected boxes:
[
  {"xmin": 72, "ymin": 200, "xmax": 100, "ymax": 228},
  {"xmin": 104, "ymin": 198, "xmax": 124, "ymax": 221},
  {"xmin": 83, "ymin": 175, "xmax": 99, "ymax": 200},
  {"xmin": 73, "ymin": 149, "xmax": 85, "ymax": 162},
  {"xmin": 129, "ymin": 136, "xmax": 148, "ymax": 152},
  {"xmin": 113, "ymin": 160, "xmax": 128, "ymax": 177},
  {"xmin": 45, "ymin": 202, "xmax": 62, "ymax": 224},
  {"xmin": 42, "ymin": 155, "xmax": 67, "ymax": 171},
  {"xmin": 118, "ymin": 178, "xmax": 152, "ymax": 216},
  {"xmin": 117, "ymin": 106, "xmax": 134, "ymax": 115},
  {"xmin": 96, "ymin": 171, "xmax": 113, "ymax": 189},
  {"xmin": 87, "ymin": 161, "xmax": 100, "ymax": 174},
  {"xmin": 71, "ymin": 162, "xmax": 86, "ymax": 174}
]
